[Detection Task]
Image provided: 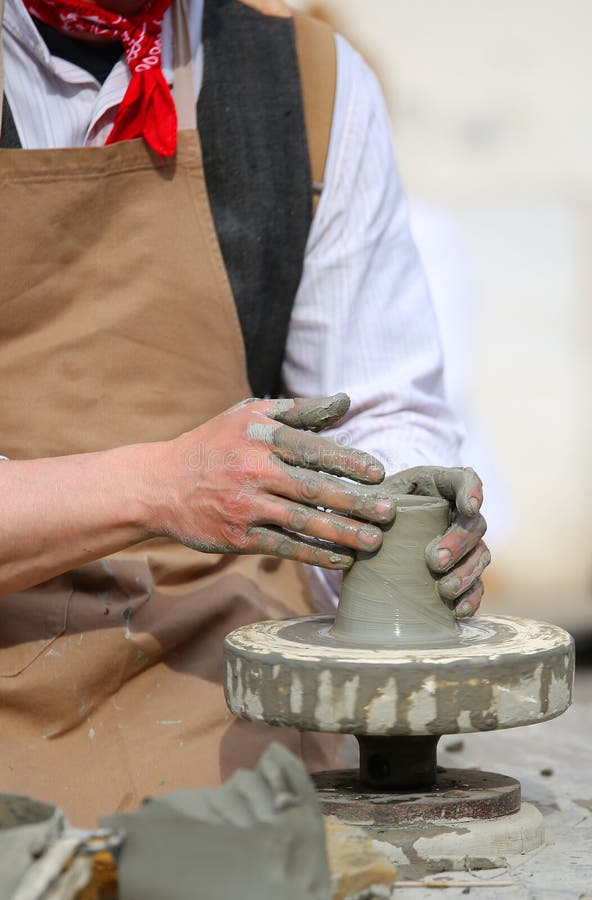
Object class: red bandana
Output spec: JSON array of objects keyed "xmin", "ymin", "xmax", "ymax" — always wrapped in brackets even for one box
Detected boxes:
[{"xmin": 23, "ymin": 0, "xmax": 177, "ymax": 156}]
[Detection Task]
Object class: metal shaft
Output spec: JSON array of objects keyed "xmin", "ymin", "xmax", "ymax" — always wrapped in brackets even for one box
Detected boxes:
[{"xmin": 357, "ymin": 735, "xmax": 441, "ymax": 790}]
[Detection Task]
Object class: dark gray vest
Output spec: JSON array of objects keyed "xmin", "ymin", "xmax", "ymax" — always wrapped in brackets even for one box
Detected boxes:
[{"xmin": 1, "ymin": 0, "xmax": 313, "ymax": 398}]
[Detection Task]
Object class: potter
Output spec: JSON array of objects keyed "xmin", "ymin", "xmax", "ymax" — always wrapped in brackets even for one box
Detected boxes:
[{"xmin": 1, "ymin": 0, "xmax": 492, "ymax": 826}]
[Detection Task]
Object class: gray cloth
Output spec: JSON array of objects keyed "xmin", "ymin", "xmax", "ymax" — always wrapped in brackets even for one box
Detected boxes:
[
  {"xmin": 0, "ymin": 795, "xmax": 64, "ymax": 897},
  {"xmin": 198, "ymin": 0, "xmax": 312, "ymax": 398},
  {"xmin": 0, "ymin": 97, "xmax": 20, "ymax": 149},
  {"xmin": 103, "ymin": 743, "xmax": 331, "ymax": 900}
]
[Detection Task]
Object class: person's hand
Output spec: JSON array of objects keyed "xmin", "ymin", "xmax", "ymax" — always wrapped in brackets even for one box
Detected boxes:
[
  {"xmin": 145, "ymin": 394, "xmax": 395, "ymax": 570},
  {"xmin": 383, "ymin": 466, "xmax": 490, "ymax": 618}
]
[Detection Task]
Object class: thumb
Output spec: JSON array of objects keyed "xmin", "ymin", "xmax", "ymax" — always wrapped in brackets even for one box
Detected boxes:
[{"xmin": 271, "ymin": 393, "xmax": 351, "ymax": 432}]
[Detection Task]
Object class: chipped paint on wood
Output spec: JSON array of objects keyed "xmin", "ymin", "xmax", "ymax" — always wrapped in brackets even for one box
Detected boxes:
[{"xmin": 365, "ymin": 677, "xmax": 398, "ymax": 734}]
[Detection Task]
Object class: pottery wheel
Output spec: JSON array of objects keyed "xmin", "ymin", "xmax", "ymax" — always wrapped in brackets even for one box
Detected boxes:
[
  {"xmin": 224, "ymin": 613, "xmax": 572, "ymax": 736},
  {"xmin": 224, "ymin": 493, "xmax": 574, "ymax": 801},
  {"xmin": 312, "ymin": 767, "xmax": 521, "ymax": 825}
]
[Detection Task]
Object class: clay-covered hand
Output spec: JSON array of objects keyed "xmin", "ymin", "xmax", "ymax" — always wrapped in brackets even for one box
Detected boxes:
[
  {"xmin": 145, "ymin": 394, "xmax": 395, "ymax": 570},
  {"xmin": 384, "ymin": 467, "xmax": 490, "ymax": 618}
]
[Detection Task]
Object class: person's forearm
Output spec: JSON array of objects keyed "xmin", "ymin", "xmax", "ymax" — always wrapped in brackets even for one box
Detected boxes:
[
  {"xmin": 0, "ymin": 396, "xmax": 398, "ymax": 597},
  {"xmin": 0, "ymin": 445, "xmax": 152, "ymax": 595}
]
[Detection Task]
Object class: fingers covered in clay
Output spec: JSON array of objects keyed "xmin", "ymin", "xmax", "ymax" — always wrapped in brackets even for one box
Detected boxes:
[
  {"xmin": 452, "ymin": 577, "xmax": 485, "ymax": 618},
  {"xmin": 426, "ymin": 512, "xmax": 488, "ymax": 574},
  {"xmin": 244, "ymin": 394, "xmax": 385, "ymax": 481},
  {"xmin": 265, "ymin": 425, "xmax": 384, "ymax": 483},
  {"xmin": 147, "ymin": 395, "xmax": 388, "ymax": 570},
  {"xmin": 386, "ymin": 465, "xmax": 483, "ymax": 517},
  {"xmin": 269, "ymin": 462, "xmax": 395, "ymax": 525},
  {"xmin": 244, "ymin": 527, "xmax": 355, "ymax": 569},
  {"xmin": 255, "ymin": 497, "xmax": 383, "ymax": 552},
  {"xmin": 436, "ymin": 540, "xmax": 490, "ymax": 610},
  {"xmin": 268, "ymin": 392, "xmax": 351, "ymax": 433},
  {"xmin": 425, "ymin": 466, "xmax": 483, "ymax": 516}
]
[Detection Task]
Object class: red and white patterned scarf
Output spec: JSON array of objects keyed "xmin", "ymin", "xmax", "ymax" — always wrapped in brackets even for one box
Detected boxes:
[{"xmin": 23, "ymin": 0, "xmax": 177, "ymax": 156}]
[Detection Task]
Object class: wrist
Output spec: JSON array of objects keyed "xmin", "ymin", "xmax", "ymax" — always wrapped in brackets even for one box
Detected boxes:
[{"xmin": 120, "ymin": 438, "xmax": 182, "ymax": 540}]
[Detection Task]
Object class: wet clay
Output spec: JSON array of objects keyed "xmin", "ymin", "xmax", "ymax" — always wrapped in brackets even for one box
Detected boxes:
[
  {"xmin": 273, "ymin": 392, "xmax": 350, "ymax": 432},
  {"xmin": 333, "ymin": 493, "xmax": 458, "ymax": 647}
]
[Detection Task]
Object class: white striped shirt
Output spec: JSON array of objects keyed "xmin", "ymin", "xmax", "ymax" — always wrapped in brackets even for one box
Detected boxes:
[{"xmin": 1, "ymin": 0, "xmax": 463, "ymax": 475}]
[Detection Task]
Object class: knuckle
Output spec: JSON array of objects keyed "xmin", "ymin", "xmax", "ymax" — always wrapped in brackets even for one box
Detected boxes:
[
  {"xmin": 270, "ymin": 423, "xmax": 290, "ymax": 448},
  {"xmin": 219, "ymin": 521, "xmax": 245, "ymax": 548},
  {"xmin": 223, "ymin": 492, "xmax": 249, "ymax": 519},
  {"xmin": 356, "ymin": 523, "xmax": 383, "ymax": 549},
  {"xmin": 275, "ymin": 536, "xmax": 295, "ymax": 558},
  {"xmin": 475, "ymin": 516, "xmax": 488, "ymax": 540},
  {"xmin": 439, "ymin": 576, "xmax": 461, "ymax": 601},
  {"xmin": 480, "ymin": 546, "xmax": 492, "ymax": 567},
  {"xmin": 295, "ymin": 472, "xmax": 323, "ymax": 503},
  {"xmin": 341, "ymin": 447, "xmax": 362, "ymax": 466},
  {"xmin": 286, "ymin": 505, "xmax": 310, "ymax": 533},
  {"xmin": 319, "ymin": 446, "xmax": 343, "ymax": 470},
  {"xmin": 457, "ymin": 513, "xmax": 487, "ymax": 540},
  {"xmin": 219, "ymin": 494, "xmax": 255, "ymax": 542},
  {"xmin": 351, "ymin": 484, "xmax": 378, "ymax": 509},
  {"xmin": 453, "ymin": 578, "xmax": 484, "ymax": 617},
  {"xmin": 245, "ymin": 527, "xmax": 273, "ymax": 555},
  {"xmin": 476, "ymin": 552, "xmax": 490, "ymax": 576},
  {"xmin": 468, "ymin": 577, "xmax": 484, "ymax": 599}
]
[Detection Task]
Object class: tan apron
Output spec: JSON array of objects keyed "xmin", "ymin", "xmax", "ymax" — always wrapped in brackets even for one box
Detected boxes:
[{"xmin": 0, "ymin": 3, "xmax": 337, "ymax": 827}]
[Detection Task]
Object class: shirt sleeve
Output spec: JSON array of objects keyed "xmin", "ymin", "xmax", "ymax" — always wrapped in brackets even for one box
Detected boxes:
[{"xmin": 282, "ymin": 35, "xmax": 464, "ymax": 474}]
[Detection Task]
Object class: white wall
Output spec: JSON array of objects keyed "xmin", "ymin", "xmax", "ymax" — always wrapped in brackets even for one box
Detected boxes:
[{"xmin": 294, "ymin": 1, "xmax": 592, "ymax": 627}]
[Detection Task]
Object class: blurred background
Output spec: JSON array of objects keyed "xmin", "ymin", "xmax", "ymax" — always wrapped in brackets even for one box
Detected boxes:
[{"xmin": 293, "ymin": 0, "xmax": 592, "ymax": 642}]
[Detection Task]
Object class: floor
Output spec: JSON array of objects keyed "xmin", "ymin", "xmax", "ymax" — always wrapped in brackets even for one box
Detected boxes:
[{"xmin": 387, "ymin": 666, "xmax": 592, "ymax": 898}]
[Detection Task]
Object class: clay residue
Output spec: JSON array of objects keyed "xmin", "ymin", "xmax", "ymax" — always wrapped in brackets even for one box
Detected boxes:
[{"xmin": 273, "ymin": 392, "xmax": 351, "ymax": 432}]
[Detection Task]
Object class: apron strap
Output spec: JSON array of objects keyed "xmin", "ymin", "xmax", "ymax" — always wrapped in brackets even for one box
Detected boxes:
[
  {"xmin": 292, "ymin": 12, "xmax": 337, "ymax": 215},
  {"xmin": 0, "ymin": 0, "xmax": 5, "ymax": 139},
  {"xmin": 172, "ymin": 0, "xmax": 197, "ymax": 131}
]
